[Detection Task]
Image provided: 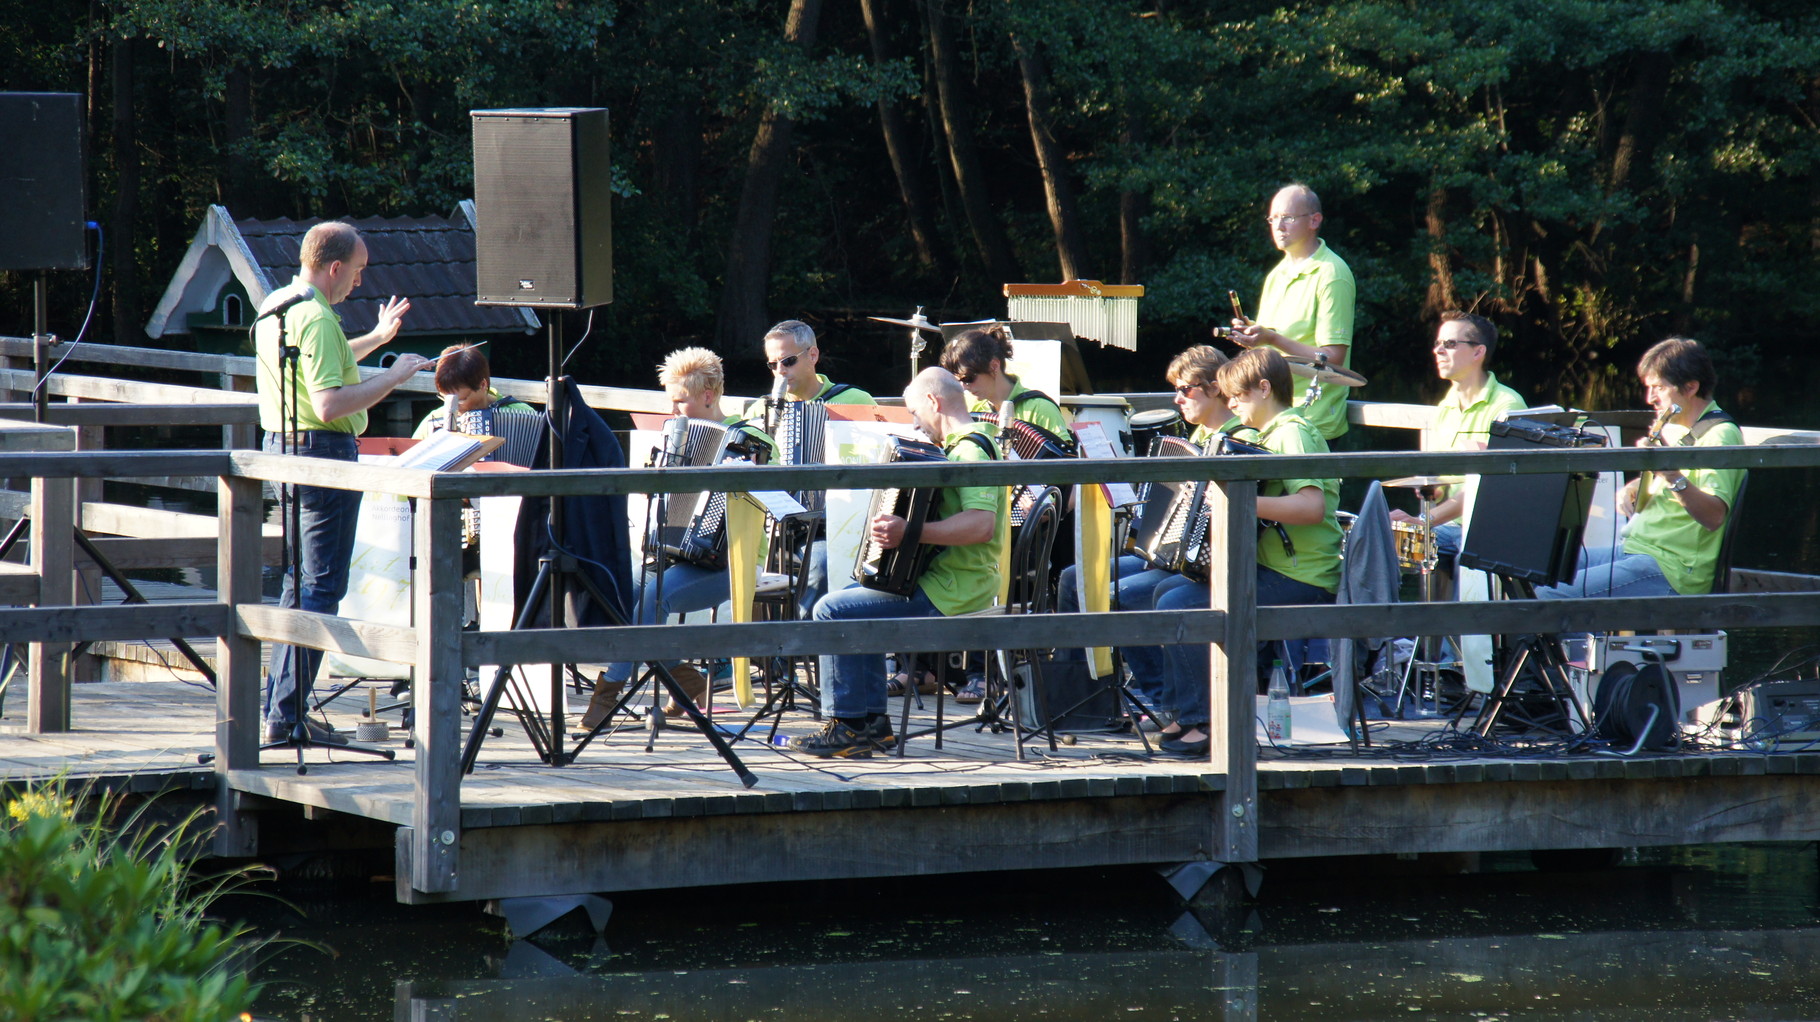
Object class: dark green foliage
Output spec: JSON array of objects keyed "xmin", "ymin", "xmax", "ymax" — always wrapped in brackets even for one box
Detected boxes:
[{"xmin": 0, "ymin": 0, "xmax": 1814, "ymax": 408}]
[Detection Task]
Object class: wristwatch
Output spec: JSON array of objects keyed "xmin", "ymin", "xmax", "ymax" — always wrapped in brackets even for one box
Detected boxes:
[{"xmin": 1668, "ymin": 477, "xmax": 1690, "ymax": 493}]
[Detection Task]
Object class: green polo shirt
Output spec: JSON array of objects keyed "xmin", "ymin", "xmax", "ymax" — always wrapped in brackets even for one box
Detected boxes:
[
  {"xmin": 741, "ymin": 374, "xmax": 876, "ymax": 420},
  {"xmin": 1624, "ymin": 406, "xmax": 1744, "ymax": 595},
  {"xmin": 1254, "ymin": 239, "xmax": 1357, "ymax": 440},
  {"xmin": 1426, "ymin": 373, "xmax": 1528, "ymax": 452},
  {"xmin": 1254, "ymin": 409, "xmax": 1343, "ymax": 594},
  {"xmin": 1190, "ymin": 418, "xmax": 1250, "ymax": 446},
  {"xmin": 918, "ymin": 424, "xmax": 1008, "ymax": 616},
  {"xmin": 255, "ymin": 281, "xmax": 363, "ymax": 435},
  {"xmin": 966, "ymin": 377, "xmax": 1069, "ymax": 438}
]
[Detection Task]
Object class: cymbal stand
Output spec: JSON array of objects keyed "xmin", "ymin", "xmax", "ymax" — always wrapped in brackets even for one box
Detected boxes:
[{"xmin": 1393, "ymin": 488, "xmax": 1459, "ymax": 716}]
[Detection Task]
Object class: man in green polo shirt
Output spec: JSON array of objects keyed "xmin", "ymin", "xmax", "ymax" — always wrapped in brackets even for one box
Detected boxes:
[
  {"xmin": 1389, "ymin": 311, "xmax": 1528, "ymax": 563},
  {"xmin": 254, "ymin": 220, "xmax": 428, "ymax": 745},
  {"xmin": 796, "ymin": 367, "xmax": 1007, "ymax": 758},
  {"xmin": 743, "ymin": 319, "xmax": 877, "ymax": 618},
  {"xmin": 1230, "ymin": 182, "xmax": 1357, "ymax": 440},
  {"xmin": 1539, "ymin": 337, "xmax": 1744, "ymax": 599}
]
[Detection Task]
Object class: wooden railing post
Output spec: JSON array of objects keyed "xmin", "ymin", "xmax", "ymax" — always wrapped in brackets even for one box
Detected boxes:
[
  {"xmin": 27, "ymin": 472, "xmax": 73, "ymax": 732},
  {"xmin": 1206, "ymin": 478, "xmax": 1258, "ymax": 863},
  {"xmin": 213, "ymin": 473, "xmax": 263, "ymax": 855},
  {"xmin": 410, "ymin": 491, "xmax": 464, "ymax": 893},
  {"xmin": 220, "ymin": 369, "xmax": 258, "ymax": 450},
  {"xmin": 70, "ymin": 400, "xmax": 102, "ymax": 683}
]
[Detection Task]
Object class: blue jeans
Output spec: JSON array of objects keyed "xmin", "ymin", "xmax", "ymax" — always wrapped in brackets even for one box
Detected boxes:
[
  {"xmin": 1058, "ymin": 555, "xmax": 1174, "ymax": 706},
  {"xmin": 1156, "ymin": 565, "xmax": 1334, "ymax": 729},
  {"xmin": 263, "ymin": 431, "xmax": 362, "ymax": 725},
  {"xmin": 1535, "ymin": 544, "xmax": 1675, "ymax": 599},
  {"xmin": 605, "ymin": 560, "xmax": 731, "ymax": 683},
  {"xmin": 813, "ymin": 582, "xmax": 941, "ymax": 719},
  {"xmin": 1434, "ymin": 521, "xmax": 1461, "ymax": 562}
]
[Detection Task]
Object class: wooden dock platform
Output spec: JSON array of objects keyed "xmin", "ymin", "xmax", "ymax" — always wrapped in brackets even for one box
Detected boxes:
[{"xmin": 7, "ymin": 679, "xmax": 1818, "ymax": 906}]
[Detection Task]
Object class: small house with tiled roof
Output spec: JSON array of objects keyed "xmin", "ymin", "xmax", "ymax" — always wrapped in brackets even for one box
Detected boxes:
[{"xmin": 145, "ymin": 202, "xmax": 539, "ymax": 359}]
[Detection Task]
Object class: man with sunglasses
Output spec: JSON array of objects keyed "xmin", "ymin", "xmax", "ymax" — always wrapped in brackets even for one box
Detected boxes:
[
  {"xmin": 1388, "ymin": 311, "xmax": 1527, "ymax": 564},
  {"xmin": 1229, "ymin": 182, "xmax": 1357, "ymax": 440},
  {"xmin": 743, "ymin": 320, "xmax": 876, "ymax": 618}
]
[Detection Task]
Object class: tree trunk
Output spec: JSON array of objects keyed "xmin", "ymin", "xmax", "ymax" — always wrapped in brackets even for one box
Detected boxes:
[
  {"xmin": 1118, "ymin": 119, "xmax": 1148, "ymax": 285},
  {"xmin": 924, "ymin": 0, "xmax": 1019, "ymax": 286},
  {"xmin": 223, "ymin": 67, "xmax": 254, "ymax": 210},
  {"xmin": 110, "ymin": 36, "xmax": 140, "ymax": 346},
  {"xmin": 714, "ymin": 0, "xmax": 823, "ymax": 351},
  {"xmin": 1423, "ymin": 185, "xmax": 1458, "ymax": 316},
  {"xmin": 860, "ymin": 0, "xmax": 941, "ymax": 272},
  {"xmin": 1010, "ymin": 32, "xmax": 1086, "ymax": 281}
]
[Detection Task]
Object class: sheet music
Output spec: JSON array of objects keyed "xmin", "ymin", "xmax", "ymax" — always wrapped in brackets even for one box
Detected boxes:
[
  {"xmin": 747, "ymin": 490, "xmax": 808, "ymax": 519},
  {"xmin": 392, "ymin": 430, "xmax": 502, "ymax": 472},
  {"xmin": 1070, "ymin": 421, "xmax": 1141, "ymax": 507}
]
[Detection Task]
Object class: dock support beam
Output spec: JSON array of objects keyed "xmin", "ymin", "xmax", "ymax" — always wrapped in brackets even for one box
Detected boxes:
[
  {"xmin": 1208, "ymin": 479, "xmax": 1258, "ymax": 864},
  {"xmin": 409, "ymin": 492, "xmax": 463, "ymax": 893}
]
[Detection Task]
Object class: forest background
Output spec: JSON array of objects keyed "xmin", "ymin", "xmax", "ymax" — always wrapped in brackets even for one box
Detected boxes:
[{"xmin": 1, "ymin": 0, "xmax": 1816, "ymax": 418}]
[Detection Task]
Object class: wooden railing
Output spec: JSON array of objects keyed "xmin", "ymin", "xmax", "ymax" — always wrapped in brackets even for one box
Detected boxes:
[
  {"xmin": 1, "ymin": 438, "xmax": 1815, "ymax": 894},
  {"xmin": 5, "ymin": 337, "xmax": 1820, "ymax": 894}
]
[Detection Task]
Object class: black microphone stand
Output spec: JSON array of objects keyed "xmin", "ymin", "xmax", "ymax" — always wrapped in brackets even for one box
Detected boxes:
[{"xmin": 458, "ymin": 319, "xmax": 754, "ymax": 786}]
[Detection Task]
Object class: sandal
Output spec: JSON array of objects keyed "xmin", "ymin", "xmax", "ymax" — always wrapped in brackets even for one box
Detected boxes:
[{"xmin": 887, "ymin": 671, "xmax": 937, "ymax": 697}]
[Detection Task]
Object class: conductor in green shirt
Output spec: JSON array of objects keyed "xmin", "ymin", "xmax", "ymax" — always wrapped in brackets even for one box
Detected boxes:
[{"xmin": 1229, "ymin": 182, "xmax": 1357, "ymax": 440}]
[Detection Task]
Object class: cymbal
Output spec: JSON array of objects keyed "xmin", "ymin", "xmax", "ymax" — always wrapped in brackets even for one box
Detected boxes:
[
  {"xmin": 868, "ymin": 314, "xmax": 943, "ymax": 334},
  {"xmin": 1284, "ymin": 355, "xmax": 1367, "ymax": 387},
  {"xmin": 1382, "ymin": 475, "xmax": 1465, "ymax": 489}
]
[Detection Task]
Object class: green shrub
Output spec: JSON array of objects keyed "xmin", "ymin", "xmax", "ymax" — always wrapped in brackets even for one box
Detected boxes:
[{"xmin": 0, "ymin": 782, "xmax": 265, "ymax": 1022}]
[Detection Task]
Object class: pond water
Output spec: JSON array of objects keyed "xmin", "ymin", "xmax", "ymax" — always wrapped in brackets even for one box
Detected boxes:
[{"xmin": 228, "ymin": 842, "xmax": 1820, "ymax": 1021}]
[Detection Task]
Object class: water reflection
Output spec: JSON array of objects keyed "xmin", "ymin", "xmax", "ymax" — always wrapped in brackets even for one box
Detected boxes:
[{"xmin": 236, "ymin": 844, "xmax": 1820, "ymax": 1021}]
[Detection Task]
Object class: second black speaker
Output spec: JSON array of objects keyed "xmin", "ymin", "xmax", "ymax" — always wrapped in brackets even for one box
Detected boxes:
[{"xmin": 472, "ymin": 107, "xmax": 612, "ymax": 309}]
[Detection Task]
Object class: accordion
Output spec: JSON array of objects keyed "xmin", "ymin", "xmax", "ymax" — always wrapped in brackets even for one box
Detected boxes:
[
  {"xmin": 773, "ymin": 399, "xmax": 831, "ymax": 513},
  {"xmin": 454, "ymin": 406, "xmax": 543, "ymax": 469},
  {"xmin": 1128, "ymin": 435, "xmax": 1208, "ymax": 572},
  {"xmin": 653, "ymin": 417, "xmax": 769, "ymax": 570},
  {"xmin": 971, "ymin": 413, "xmax": 1078, "ymax": 526},
  {"xmin": 852, "ymin": 435, "xmax": 950, "ymax": 596},
  {"xmin": 1180, "ymin": 432, "xmax": 1271, "ymax": 583}
]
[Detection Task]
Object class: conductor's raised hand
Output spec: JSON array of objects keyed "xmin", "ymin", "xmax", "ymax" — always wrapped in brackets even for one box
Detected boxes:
[
  {"xmin": 372, "ymin": 295, "xmax": 413, "ymax": 346},
  {"xmin": 386, "ymin": 352, "xmax": 431, "ymax": 379}
]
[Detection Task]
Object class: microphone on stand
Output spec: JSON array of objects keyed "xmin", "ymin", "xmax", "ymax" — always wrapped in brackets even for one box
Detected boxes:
[
  {"xmin": 764, "ymin": 373, "xmax": 789, "ymax": 435},
  {"xmin": 254, "ymin": 284, "xmax": 316, "ymax": 323},
  {"xmin": 659, "ymin": 414, "xmax": 690, "ymax": 467},
  {"xmin": 443, "ymin": 393, "xmax": 460, "ymax": 433}
]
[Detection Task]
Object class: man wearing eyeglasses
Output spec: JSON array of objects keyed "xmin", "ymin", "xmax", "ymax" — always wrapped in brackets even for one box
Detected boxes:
[
  {"xmin": 743, "ymin": 320, "xmax": 876, "ymax": 618},
  {"xmin": 1388, "ymin": 311, "xmax": 1527, "ymax": 563},
  {"xmin": 1229, "ymin": 183, "xmax": 1357, "ymax": 440}
]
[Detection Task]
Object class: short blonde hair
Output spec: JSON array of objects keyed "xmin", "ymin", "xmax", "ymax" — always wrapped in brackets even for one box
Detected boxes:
[
  {"xmin": 299, "ymin": 221, "xmax": 361, "ymax": 270},
  {"xmin": 658, "ymin": 347, "xmax": 725, "ymax": 395}
]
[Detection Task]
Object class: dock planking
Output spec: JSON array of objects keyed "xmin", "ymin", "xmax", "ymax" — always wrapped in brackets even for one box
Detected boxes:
[{"xmin": 5, "ymin": 677, "xmax": 1820, "ymax": 903}]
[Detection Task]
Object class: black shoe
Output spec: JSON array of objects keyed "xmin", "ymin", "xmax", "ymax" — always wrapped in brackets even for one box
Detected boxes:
[
  {"xmin": 263, "ymin": 718, "xmax": 350, "ymax": 746},
  {"xmin": 1159, "ymin": 731, "xmax": 1210, "ymax": 757},
  {"xmin": 861, "ymin": 714, "xmax": 896, "ymax": 750},
  {"xmin": 791, "ymin": 718, "xmax": 886, "ymax": 759},
  {"xmin": 955, "ymin": 673, "xmax": 988, "ymax": 704}
]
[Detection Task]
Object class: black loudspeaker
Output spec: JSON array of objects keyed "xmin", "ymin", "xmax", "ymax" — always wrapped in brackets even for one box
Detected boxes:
[
  {"xmin": 471, "ymin": 107, "xmax": 612, "ymax": 310},
  {"xmin": 0, "ymin": 93, "xmax": 88, "ymax": 271},
  {"xmin": 1460, "ymin": 418, "xmax": 1605, "ymax": 587}
]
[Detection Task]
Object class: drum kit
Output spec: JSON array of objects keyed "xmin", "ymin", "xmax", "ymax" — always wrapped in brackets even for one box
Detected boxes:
[{"xmin": 1381, "ymin": 474, "xmax": 1467, "ymax": 716}]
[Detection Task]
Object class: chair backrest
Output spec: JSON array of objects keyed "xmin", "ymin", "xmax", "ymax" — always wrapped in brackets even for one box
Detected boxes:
[
  {"xmin": 1008, "ymin": 486, "xmax": 1063, "ymax": 613},
  {"xmin": 1710, "ymin": 472, "xmax": 1748, "ymax": 594}
]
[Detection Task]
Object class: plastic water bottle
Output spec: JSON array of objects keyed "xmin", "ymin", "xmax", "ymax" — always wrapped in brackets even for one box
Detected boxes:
[{"xmin": 1266, "ymin": 659, "xmax": 1292, "ymax": 742}]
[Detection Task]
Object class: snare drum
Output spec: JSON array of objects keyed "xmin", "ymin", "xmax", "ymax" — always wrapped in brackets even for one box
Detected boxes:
[
  {"xmin": 1125, "ymin": 408, "xmax": 1187, "ymax": 457},
  {"xmin": 1392, "ymin": 520, "xmax": 1434, "ymax": 573}
]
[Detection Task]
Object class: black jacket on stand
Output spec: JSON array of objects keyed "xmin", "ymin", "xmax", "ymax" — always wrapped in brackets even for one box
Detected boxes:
[{"xmin": 514, "ymin": 376, "xmax": 635, "ymax": 628}]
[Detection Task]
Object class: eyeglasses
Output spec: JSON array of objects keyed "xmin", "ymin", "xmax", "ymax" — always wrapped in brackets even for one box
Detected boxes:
[
  {"xmin": 954, "ymin": 371, "xmax": 977, "ymax": 385},
  {"xmin": 1432, "ymin": 339, "xmax": 1485, "ymax": 352},
  {"xmin": 1264, "ymin": 214, "xmax": 1313, "ymax": 227},
  {"xmin": 765, "ymin": 348, "xmax": 810, "ymax": 372},
  {"xmin": 1174, "ymin": 382, "xmax": 1207, "ymax": 396}
]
